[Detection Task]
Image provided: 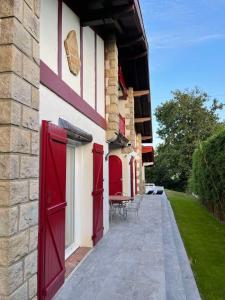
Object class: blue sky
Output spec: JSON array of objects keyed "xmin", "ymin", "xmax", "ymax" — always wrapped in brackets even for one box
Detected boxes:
[{"xmin": 140, "ymin": 0, "xmax": 225, "ymax": 145}]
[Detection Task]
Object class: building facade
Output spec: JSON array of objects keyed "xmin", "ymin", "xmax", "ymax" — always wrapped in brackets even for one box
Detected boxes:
[{"xmin": 0, "ymin": 0, "xmax": 153, "ymax": 299}]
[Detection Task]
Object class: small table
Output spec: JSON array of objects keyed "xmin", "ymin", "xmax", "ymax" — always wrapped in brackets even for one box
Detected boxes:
[
  {"xmin": 109, "ymin": 195, "xmax": 134, "ymax": 203},
  {"xmin": 109, "ymin": 195, "xmax": 134, "ymax": 218}
]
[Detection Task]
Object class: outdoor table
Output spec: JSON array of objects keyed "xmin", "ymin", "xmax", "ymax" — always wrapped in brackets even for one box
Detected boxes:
[
  {"xmin": 109, "ymin": 195, "xmax": 134, "ymax": 203},
  {"xmin": 109, "ymin": 195, "xmax": 134, "ymax": 218}
]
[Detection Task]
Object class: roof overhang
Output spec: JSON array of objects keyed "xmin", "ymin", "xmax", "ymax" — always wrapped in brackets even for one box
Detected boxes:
[{"xmin": 64, "ymin": 0, "xmax": 153, "ymax": 142}]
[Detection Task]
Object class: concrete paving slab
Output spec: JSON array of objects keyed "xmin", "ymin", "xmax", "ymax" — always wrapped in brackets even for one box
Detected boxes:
[{"xmin": 55, "ymin": 196, "xmax": 166, "ymax": 300}]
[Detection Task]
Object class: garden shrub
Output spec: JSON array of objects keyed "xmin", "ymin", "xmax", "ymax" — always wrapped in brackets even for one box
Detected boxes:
[{"xmin": 190, "ymin": 129, "xmax": 225, "ymax": 220}]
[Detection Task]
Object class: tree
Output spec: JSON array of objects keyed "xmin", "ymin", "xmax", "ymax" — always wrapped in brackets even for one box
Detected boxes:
[{"xmin": 148, "ymin": 88, "xmax": 224, "ymax": 191}]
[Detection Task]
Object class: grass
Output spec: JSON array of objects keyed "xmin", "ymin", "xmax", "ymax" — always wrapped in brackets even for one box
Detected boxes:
[{"xmin": 166, "ymin": 190, "xmax": 225, "ymax": 300}]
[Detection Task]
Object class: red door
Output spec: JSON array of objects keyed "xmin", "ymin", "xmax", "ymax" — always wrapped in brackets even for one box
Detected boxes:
[
  {"xmin": 109, "ymin": 155, "xmax": 122, "ymax": 195},
  {"xmin": 38, "ymin": 121, "xmax": 67, "ymax": 300},
  {"xmin": 135, "ymin": 160, "xmax": 138, "ymax": 195},
  {"xmin": 130, "ymin": 157, "xmax": 134, "ymax": 197},
  {"xmin": 92, "ymin": 143, "xmax": 104, "ymax": 246}
]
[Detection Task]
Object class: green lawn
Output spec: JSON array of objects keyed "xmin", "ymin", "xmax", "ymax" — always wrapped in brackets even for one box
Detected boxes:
[{"xmin": 166, "ymin": 190, "xmax": 225, "ymax": 300}]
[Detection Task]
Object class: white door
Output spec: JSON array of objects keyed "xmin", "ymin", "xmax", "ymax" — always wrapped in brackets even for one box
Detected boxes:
[{"xmin": 65, "ymin": 146, "xmax": 78, "ymax": 259}]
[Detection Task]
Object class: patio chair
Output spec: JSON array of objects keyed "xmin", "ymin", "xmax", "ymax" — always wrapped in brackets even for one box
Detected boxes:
[
  {"xmin": 123, "ymin": 198, "xmax": 141, "ymax": 221},
  {"xmin": 109, "ymin": 200, "xmax": 116, "ymax": 221}
]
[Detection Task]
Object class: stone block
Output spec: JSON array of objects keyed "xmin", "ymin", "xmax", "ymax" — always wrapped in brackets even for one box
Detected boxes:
[
  {"xmin": 0, "ymin": 261, "xmax": 23, "ymax": 295},
  {"xmin": 29, "ymin": 225, "xmax": 38, "ymax": 251},
  {"xmin": 0, "ymin": 207, "xmax": 18, "ymax": 236},
  {"xmin": 29, "ymin": 179, "xmax": 38, "ymax": 200},
  {"xmin": 31, "ymin": 131, "xmax": 39, "ymax": 155},
  {"xmin": 11, "ymin": 127, "xmax": 31, "ymax": 153},
  {"xmin": 0, "ymin": 127, "xmax": 30, "ymax": 153},
  {"xmin": 108, "ymin": 68, "xmax": 118, "ymax": 78},
  {"xmin": 20, "ymin": 156, "xmax": 39, "ymax": 178},
  {"xmin": 28, "ymin": 274, "xmax": 37, "ymax": 298},
  {"xmin": 31, "ymin": 87, "xmax": 39, "ymax": 110},
  {"xmin": 32, "ymin": 39, "xmax": 39, "ymax": 65},
  {"xmin": 0, "ymin": 154, "xmax": 19, "ymax": 179},
  {"xmin": 106, "ymin": 104, "xmax": 119, "ymax": 114},
  {"xmin": 0, "ymin": 180, "xmax": 28, "ymax": 207},
  {"xmin": 107, "ymin": 122, "xmax": 118, "ymax": 131},
  {"xmin": 19, "ymin": 201, "xmax": 38, "ymax": 230},
  {"xmin": 0, "ymin": 18, "xmax": 32, "ymax": 57},
  {"xmin": 23, "ymin": 3, "xmax": 39, "ymax": 40},
  {"xmin": 22, "ymin": 107, "xmax": 39, "ymax": 131},
  {"xmin": 108, "ymin": 113, "xmax": 119, "ymax": 122},
  {"xmin": 0, "ymin": 73, "xmax": 31, "ymax": 106},
  {"xmin": 0, "ymin": 0, "xmax": 23, "ymax": 21},
  {"xmin": 23, "ymin": 55, "xmax": 40, "ymax": 87},
  {"xmin": 24, "ymin": 250, "xmax": 37, "ymax": 280},
  {"xmin": 106, "ymin": 85, "xmax": 118, "ymax": 95},
  {"xmin": 34, "ymin": 0, "xmax": 40, "ymax": 18},
  {"xmin": 0, "ymin": 230, "xmax": 29, "ymax": 265},
  {"xmin": 0, "ymin": 45, "xmax": 22, "ymax": 76},
  {"xmin": 109, "ymin": 95, "xmax": 118, "ymax": 104},
  {"xmin": 9, "ymin": 282, "xmax": 28, "ymax": 300},
  {"xmin": 25, "ymin": 0, "xmax": 33, "ymax": 10}
]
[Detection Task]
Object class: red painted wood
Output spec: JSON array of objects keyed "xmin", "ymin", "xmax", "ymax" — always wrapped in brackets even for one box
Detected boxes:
[
  {"xmin": 38, "ymin": 121, "xmax": 67, "ymax": 300},
  {"xmin": 40, "ymin": 61, "xmax": 106, "ymax": 130},
  {"xmin": 135, "ymin": 160, "xmax": 138, "ymax": 195},
  {"xmin": 119, "ymin": 114, "xmax": 125, "ymax": 136},
  {"xmin": 92, "ymin": 143, "xmax": 104, "ymax": 246},
  {"xmin": 109, "ymin": 155, "xmax": 122, "ymax": 195},
  {"xmin": 130, "ymin": 157, "xmax": 134, "ymax": 197}
]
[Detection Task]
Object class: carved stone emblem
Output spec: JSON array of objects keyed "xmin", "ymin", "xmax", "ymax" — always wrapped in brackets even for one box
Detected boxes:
[{"xmin": 64, "ymin": 30, "xmax": 81, "ymax": 76}]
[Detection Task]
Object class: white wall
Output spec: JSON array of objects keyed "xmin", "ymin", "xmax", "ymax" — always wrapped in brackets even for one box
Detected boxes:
[
  {"xmin": 40, "ymin": 85, "xmax": 109, "ymax": 247},
  {"xmin": 96, "ymin": 35, "xmax": 105, "ymax": 117},
  {"xmin": 40, "ymin": 2, "xmax": 105, "ymax": 118},
  {"xmin": 62, "ymin": 3, "xmax": 81, "ymax": 95},
  {"xmin": 40, "ymin": 0, "xmax": 58, "ymax": 73},
  {"xmin": 83, "ymin": 27, "xmax": 95, "ymax": 108}
]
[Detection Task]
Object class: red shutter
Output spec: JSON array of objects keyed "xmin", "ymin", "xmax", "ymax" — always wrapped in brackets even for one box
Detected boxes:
[
  {"xmin": 135, "ymin": 160, "xmax": 138, "ymax": 195},
  {"xmin": 92, "ymin": 143, "xmax": 104, "ymax": 246},
  {"xmin": 38, "ymin": 121, "xmax": 67, "ymax": 300},
  {"xmin": 130, "ymin": 157, "xmax": 134, "ymax": 197}
]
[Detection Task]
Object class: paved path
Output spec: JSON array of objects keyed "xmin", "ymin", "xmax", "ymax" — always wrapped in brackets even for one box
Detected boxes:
[{"xmin": 55, "ymin": 194, "xmax": 201, "ymax": 300}]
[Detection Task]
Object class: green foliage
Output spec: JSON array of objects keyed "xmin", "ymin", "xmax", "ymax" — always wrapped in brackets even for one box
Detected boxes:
[
  {"xmin": 151, "ymin": 88, "xmax": 224, "ymax": 191},
  {"xmin": 190, "ymin": 129, "xmax": 225, "ymax": 219},
  {"xmin": 167, "ymin": 190, "xmax": 225, "ymax": 300}
]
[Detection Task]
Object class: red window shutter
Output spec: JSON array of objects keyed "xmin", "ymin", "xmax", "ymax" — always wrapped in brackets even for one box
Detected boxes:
[
  {"xmin": 135, "ymin": 160, "xmax": 138, "ymax": 195},
  {"xmin": 92, "ymin": 143, "xmax": 104, "ymax": 246},
  {"xmin": 130, "ymin": 157, "xmax": 134, "ymax": 197},
  {"xmin": 38, "ymin": 121, "xmax": 67, "ymax": 300}
]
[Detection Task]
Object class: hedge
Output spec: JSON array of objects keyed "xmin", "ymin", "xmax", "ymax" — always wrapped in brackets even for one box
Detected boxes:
[{"xmin": 190, "ymin": 129, "xmax": 225, "ymax": 221}]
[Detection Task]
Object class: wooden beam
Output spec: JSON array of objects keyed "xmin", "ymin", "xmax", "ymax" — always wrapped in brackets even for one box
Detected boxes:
[
  {"xmin": 133, "ymin": 90, "xmax": 149, "ymax": 97},
  {"xmin": 118, "ymin": 35, "xmax": 144, "ymax": 48},
  {"xmin": 121, "ymin": 50, "xmax": 147, "ymax": 61},
  {"xmin": 135, "ymin": 117, "xmax": 151, "ymax": 123},
  {"xmin": 141, "ymin": 136, "xmax": 152, "ymax": 141},
  {"xmin": 81, "ymin": 5, "xmax": 134, "ymax": 27}
]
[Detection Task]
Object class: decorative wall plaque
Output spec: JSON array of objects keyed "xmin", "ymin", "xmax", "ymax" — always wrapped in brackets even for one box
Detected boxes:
[{"xmin": 64, "ymin": 30, "xmax": 81, "ymax": 76}]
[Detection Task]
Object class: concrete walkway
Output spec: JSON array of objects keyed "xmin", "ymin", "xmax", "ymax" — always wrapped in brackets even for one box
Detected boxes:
[{"xmin": 55, "ymin": 194, "xmax": 201, "ymax": 300}]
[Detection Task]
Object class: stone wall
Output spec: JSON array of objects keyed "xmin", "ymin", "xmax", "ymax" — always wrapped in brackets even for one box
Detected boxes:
[
  {"xmin": 105, "ymin": 36, "xmax": 119, "ymax": 141},
  {"xmin": 0, "ymin": 1, "xmax": 40, "ymax": 299},
  {"xmin": 122, "ymin": 87, "xmax": 135, "ymax": 154}
]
